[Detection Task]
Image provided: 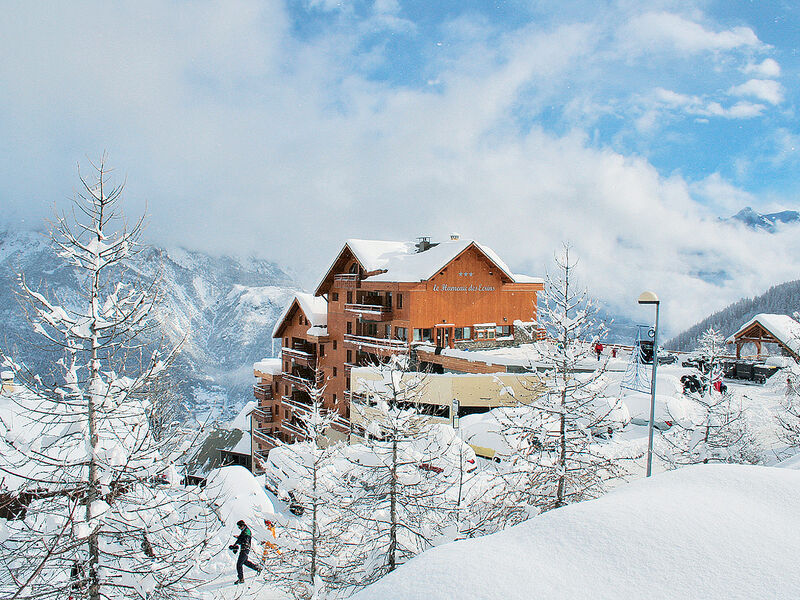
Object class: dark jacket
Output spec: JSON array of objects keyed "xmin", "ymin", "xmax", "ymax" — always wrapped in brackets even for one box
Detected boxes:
[{"xmin": 233, "ymin": 526, "xmax": 252, "ymax": 552}]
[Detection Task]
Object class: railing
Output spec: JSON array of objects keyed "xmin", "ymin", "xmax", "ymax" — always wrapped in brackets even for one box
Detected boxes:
[
  {"xmin": 343, "ymin": 334, "xmax": 408, "ymax": 351},
  {"xmin": 282, "ymin": 347, "xmax": 316, "ymax": 368},
  {"xmin": 253, "ymin": 384, "xmax": 273, "ymax": 403},
  {"xmin": 281, "ymin": 420, "xmax": 306, "ymax": 439},
  {"xmin": 282, "ymin": 371, "xmax": 315, "ymax": 388},
  {"xmin": 252, "ymin": 429, "xmax": 281, "ymax": 448},
  {"xmin": 281, "ymin": 395, "xmax": 313, "ymax": 415},
  {"xmin": 345, "ymin": 303, "xmax": 393, "ymax": 320},
  {"xmin": 251, "ymin": 406, "xmax": 274, "ymax": 423},
  {"xmin": 334, "ymin": 273, "xmax": 360, "ymax": 288}
]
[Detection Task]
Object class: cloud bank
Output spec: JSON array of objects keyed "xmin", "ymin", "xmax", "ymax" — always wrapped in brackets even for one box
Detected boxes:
[{"xmin": 0, "ymin": 0, "xmax": 797, "ymax": 336}]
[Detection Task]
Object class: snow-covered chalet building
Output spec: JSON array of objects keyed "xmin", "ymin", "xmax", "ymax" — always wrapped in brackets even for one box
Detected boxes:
[{"xmin": 252, "ymin": 235, "xmax": 543, "ymax": 455}]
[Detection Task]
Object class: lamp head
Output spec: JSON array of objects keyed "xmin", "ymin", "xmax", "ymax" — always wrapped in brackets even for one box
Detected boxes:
[{"xmin": 638, "ymin": 291, "xmax": 659, "ymax": 305}]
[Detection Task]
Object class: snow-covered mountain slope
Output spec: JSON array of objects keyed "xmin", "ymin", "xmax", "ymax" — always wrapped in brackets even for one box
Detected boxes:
[
  {"xmin": 723, "ymin": 206, "xmax": 800, "ymax": 232},
  {"xmin": 666, "ymin": 279, "xmax": 800, "ymax": 351},
  {"xmin": 352, "ymin": 464, "xmax": 800, "ymax": 600},
  {"xmin": 0, "ymin": 229, "xmax": 300, "ymax": 419}
]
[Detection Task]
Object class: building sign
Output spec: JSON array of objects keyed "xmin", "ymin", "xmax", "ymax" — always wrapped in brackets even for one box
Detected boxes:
[{"xmin": 433, "ymin": 284, "xmax": 496, "ymax": 292}]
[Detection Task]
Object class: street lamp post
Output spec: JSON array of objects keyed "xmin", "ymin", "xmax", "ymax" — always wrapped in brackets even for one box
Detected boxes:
[{"xmin": 638, "ymin": 291, "xmax": 660, "ymax": 478}]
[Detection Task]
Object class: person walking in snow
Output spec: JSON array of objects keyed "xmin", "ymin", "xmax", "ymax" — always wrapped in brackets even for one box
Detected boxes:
[
  {"xmin": 229, "ymin": 520, "xmax": 261, "ymax": 584},
  {"xmin": 594, "ymin": 342, "xmax": 604, "ymax": 361}
]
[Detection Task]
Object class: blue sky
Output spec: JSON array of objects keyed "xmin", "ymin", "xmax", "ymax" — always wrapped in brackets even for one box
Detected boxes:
[{"xmin": 0, "ymin": 1, "xmax": 798, "ymax": 332}]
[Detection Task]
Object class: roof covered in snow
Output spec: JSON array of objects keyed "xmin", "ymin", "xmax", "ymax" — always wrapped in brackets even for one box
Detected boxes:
[
  {"xmin": 315, "ymin": 238, "xmax": 542, "ymax": 294},
  {"xmin": 272, "ymin": 292, "xmax": 328, "ymax": 338},
  {"xmin": 727, "ymin": 313, "xmax": 800, "ymax": 358}
]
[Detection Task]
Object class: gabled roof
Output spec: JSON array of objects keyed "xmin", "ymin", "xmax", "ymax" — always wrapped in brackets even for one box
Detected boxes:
[
  {"xmin": 726, "ymin": 313, "xmax": 800, "ymax": 358},
  {"xmin": 272, "ymin": 292, "xmax": 328, "ymax": 338},
  {"xmin": 314, "ymin": 238, "xmax": 542, "ymax": 295}
]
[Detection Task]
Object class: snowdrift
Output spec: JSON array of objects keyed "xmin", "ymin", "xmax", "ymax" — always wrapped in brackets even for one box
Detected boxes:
[{"xmin": 352, "ymin": 464, "xmax": 800, "ymax": 599}]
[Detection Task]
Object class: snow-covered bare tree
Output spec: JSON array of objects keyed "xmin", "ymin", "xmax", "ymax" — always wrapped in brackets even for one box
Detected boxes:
[
  {"xmin": 776, "ymin": 315, "xmax": 800, "ymax": 455},
  {"xmin": 662, "ymin": 327, "xmax": 760, "ymax": 466},
  {"xmin": 495, "ymin": 244, "xmax": 625, "ymax": 514},
  {"xmin": 0, "ymin": 159, "xmax": 220, "ymax": 600},
  {"xmin": 333, "ymin": 356, "xmax": 457, "ymax": 590},
  {"xmin": 264, "ymin": 378, "xmax": 346, "ymax": 599}
]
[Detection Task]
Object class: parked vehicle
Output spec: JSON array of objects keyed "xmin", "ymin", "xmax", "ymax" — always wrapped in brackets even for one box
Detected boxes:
[{"xmin": 721, "ymin": 360, "xmax": 780, "ymax": 384}]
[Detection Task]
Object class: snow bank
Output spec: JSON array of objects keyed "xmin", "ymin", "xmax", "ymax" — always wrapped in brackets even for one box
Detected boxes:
[
  {"xmin": 352, "ymin": 464, "xmax": 800, "ymax": 600},
  {"xmin": 204, "ymin": 466, "xmax": 275, "ymax": 533}
]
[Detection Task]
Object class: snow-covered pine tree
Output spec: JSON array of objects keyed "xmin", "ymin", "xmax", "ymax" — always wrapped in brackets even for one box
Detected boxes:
[
  {"xmin": 496, "ymin": 244, "xmax": 624, "ymax": 513},
  {"xmin": 333, "ymin": 355, "xmax": 456, "ymax": 590},
  {"xmin": 264, "ymin": 376, "xmax": 346, "ymax": 598},
  {"xmin": 662, "ymin": 327, "xmax": 760, "ymax": 465},
  {"xmin": 0, "ymin": 159, "xmax": 220, "ymax": 600}
]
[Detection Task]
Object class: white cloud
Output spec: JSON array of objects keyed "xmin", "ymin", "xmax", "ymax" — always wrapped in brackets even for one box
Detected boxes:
[
  {"xmin": 0, "ymin": 1, "xmax": 795, "ymax": 337},
  {"xmin": 743, "ymin": 58, "xmax": 781, "ymax": 78},
  {"xmin": 690, "ymin": 173, "xmax": 755, "ymax": 214},
  {"xmin": 649, "ymin": 88, "xmax": 765, "ymax": 120},
  {"xmin": 728, "ymin": 78, "xmax": 784, "ymax": 105},
  {"xmin": 619, "ymin": 12, "xmax": 763, "ymax": 55}
]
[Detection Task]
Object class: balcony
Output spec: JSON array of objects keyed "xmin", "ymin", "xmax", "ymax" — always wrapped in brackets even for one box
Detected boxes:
[
  {"xmin": 253, "ymin": 384, "xmax": 274, "ymax": 403},
  {"xmin": 343, "ymin": 334, "xmax": 408, "ymax": 353},
  {"xmin": 282, "ymin": 347, "xmax": 316, "ymax": 368},
  {"xmin": 345, "ymin": 303, "xmax": 393, "ymax": 322},
  {"xmin": 281, "ymin": 419, "xmax": 306, "ymax": 440},
  {"xmin": 281, "ymin": 395, "xmax": 313, "ymax": 417},
  {"xmin": 282, "ymin": 371, "xmax": 315, "ymax": 389},
  {"xmin": 334, "ymin": 273, "xmax": 361, "ymax": 289},
  {"xmin": 251, "ymin": 406, "xmax": 275, "ymax": 424}
]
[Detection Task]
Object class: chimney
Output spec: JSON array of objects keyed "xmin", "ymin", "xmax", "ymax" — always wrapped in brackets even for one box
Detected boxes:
[{"xmin": 415, "ymin": 236, "xmax": 439, "ymax": 253}]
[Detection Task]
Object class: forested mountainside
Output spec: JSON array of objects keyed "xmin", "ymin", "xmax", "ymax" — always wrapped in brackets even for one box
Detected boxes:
[
  {"xmin": 0, "ymin": 229, "xmax": 300, "ymax": 420},
  {"xmin": 666, "ymin": 279, "xmax": 800, "ymax": 351}
]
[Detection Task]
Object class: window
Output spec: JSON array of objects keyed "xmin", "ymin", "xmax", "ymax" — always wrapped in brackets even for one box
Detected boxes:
[
  {"xmin": 349, "ymin": 263, "xmax": 358, "ymax": 274},
  {"xmin": 455, "ymin": 327, "xmax": 472, "ymax": 339},
  {"xmin": 333, "ymin": 367, "xmax": 337, "ymax": 377},
  {"xmin": 397, "ymin": 293, "xmax": 403, "ymax": 309},
  {"xmin": 496, "ymin": 325, "xmax": 511, "ymax": 337},
  {"xmin": 386, "ymin": 292, "xmax": 392, "ymax": 308},
  {"xmin": 476, "ymin": 326, "xmax": 495, "ymax": 339},
  {"xmin": 347, "ymin": 350, "xmax": 352, "ymax": 363},
  {"xmin": 395, "ymin": 327, "xmax": 407, "ymax": 341},
  {"xmin": 347, "ymin": 291, "xmax": 353, "ymax": 304},
  {"xmin": 385, "ymin": 324, "xmax": 391, "ymax": 338},
  {"xmin": 413, "ymin": 328, "xmax": 433, "ymax": 342},
  {"xmin": 333, "ymin": 394, "xmax": 337, "ymax": 403},
  {"xmin": 347, "ymin": 321, "xmax": 353, "ymax": 334},
  {"xmin": 284, "ymin": 337, "xmax": 289, "ymax": 346},
  {"xmin": 333, "ymin": 340, "xmax": 337, "ymax": 350},
  {"xmin": 332, "ymin": 292, "xmax": 339, "ymax": 302}
]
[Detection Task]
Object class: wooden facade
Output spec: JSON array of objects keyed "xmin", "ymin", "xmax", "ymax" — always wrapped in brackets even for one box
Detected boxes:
[{"xmin": 253, "ymin": 238, "xmax": 543, "ymax": 456}]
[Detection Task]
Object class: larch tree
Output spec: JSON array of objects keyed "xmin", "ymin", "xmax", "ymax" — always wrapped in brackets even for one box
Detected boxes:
[
  {"xmin": 496, "ymin": 244, "xmax": 625, "ymax": 514},
  {"xmin": 333, "ymin": 355, "xmax": 456, "ymax": 590},
  {"xmin": 0, "ymin": 159, "xmax": 220, "ymax": 600},
  {"xmin": 264, "ymin": 376, "xmax": 345, "ymax": 599},
  {"xmin": 662, "ymin": 327, "xmax": 760, "ymax": 466}
]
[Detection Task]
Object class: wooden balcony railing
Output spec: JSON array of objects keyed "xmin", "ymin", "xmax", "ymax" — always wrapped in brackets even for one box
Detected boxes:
[
  {"xmin": 251, "ymin": 406, "xmax": 275, "ymax": 423},
  {"xmin": 343, "ymin": 334, "xmax": 408, "ymax": 352},
  {"xmin": 282, "ymin": 347, "xmax": 316, "ymax": 367},
  {"xmin": 282, "ymin": 371, "xmax": 315, "ymax": 388},
  {"xmin": 281, "ymin": 420, "xmax": 306, "ymax": 440},
  {"xmin": 334, "ymin": 273, "xmax": 360, "ymax": 289},
  {"xmin": 253, "ymin": 384, "xmax": 274, "ymax": 403},
  {"xmin": 281, "ymin": 395, "xmax": 313, "ymax": 416},
  {"xmin": 345, "ymin": 303, "xmax": 393, "ymax": 321}
]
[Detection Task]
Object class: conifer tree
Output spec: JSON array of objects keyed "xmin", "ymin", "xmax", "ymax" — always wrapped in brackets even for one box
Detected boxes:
[{"xmin": 0, "ymin": 159, "xmax": 220, "ymax": 600}]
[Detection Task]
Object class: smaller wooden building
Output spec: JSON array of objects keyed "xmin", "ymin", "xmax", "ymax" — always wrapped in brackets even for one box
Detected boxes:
[{"xmin": 726, "ymin": 313, "xmax": 800, "ymax": 360}]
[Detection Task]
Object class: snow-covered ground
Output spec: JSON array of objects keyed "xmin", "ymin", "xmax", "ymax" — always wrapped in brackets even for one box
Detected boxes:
[{"xmin": 352, "ymin": 463, "xmax": 800, "ymax": 600}]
